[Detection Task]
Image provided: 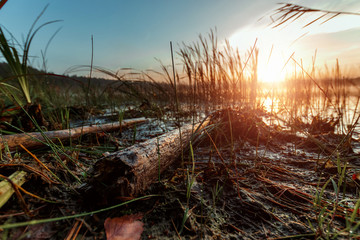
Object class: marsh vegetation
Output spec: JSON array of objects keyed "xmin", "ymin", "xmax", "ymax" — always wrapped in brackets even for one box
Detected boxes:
[{"xmin": 0, "ymin": 3, "xmax": 360, "ymax": 239}]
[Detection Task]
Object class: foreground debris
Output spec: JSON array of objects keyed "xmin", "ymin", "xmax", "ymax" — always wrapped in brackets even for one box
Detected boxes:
[
  {"xmin": 0, "ymin": 109, "xmax": 360, "ymax": 239},
  {"xmin": 150, "ymin": 108, "xmax": 360, "ymax": 239},
  {"xmin": 0, "ymin": 118, "xmax": 147, "ymax": 219},
  {"xmin": 0, "ymin": 171, "xmax": 27, "ymax": 209},
  {"xmin": 0, "ymin": 117, "xmax": 147, "ymax": 150},
  {"xmin": 82, "ymin": 119, "xmax": 209, "ymax": 200}
]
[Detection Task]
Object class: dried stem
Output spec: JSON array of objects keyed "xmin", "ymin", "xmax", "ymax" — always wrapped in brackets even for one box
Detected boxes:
[{"xmin": 272, "ymin": 3, "xmax": 360, "ymax": 28}]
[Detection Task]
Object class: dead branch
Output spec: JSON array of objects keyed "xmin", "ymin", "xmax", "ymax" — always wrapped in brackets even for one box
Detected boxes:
[{"xmin": 0, "ymin": 117, "xmax": 147, "ymax": 150}]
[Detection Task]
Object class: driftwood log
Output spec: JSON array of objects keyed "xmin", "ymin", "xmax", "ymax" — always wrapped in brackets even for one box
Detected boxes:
[
  {"xmin": 0, "ymin": 118, "xmax": 147, "ymax": 150},
  {"xmin": 0, "ymin": 118, "xmax": 147, "ymax": 209},
  {"xmin": 83, "ymin": 120, "xmax": 209, "ymax": 201}
]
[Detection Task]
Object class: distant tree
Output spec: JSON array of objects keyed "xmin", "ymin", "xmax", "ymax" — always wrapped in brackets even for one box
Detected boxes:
[{"xmin": 271, "ymin": 3, "xmax": 360, "ymax": 28}]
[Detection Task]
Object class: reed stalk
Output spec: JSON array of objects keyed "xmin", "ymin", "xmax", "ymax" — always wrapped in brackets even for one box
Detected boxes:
[{"xmin": 0, "ymin": 5, "xmax": 60, "ymax": 106}]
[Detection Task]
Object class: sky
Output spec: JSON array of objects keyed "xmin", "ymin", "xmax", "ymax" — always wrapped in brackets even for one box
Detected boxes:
[{"xmin": 0, "ymin": 0, "xmax": 359, "ymax": 82}]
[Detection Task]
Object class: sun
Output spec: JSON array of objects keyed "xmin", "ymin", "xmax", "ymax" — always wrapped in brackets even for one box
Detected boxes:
[
  {"xmin": 257, "ymin": 50, "xmax": 287, "ymax": 83},
  {"xmin": 228, "ymin": 26, "xmax": 298, "ymax": 84}
]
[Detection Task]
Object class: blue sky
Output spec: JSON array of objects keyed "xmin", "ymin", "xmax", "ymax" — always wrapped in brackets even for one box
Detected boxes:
[{"xmin": 0, "ymin": 0, "xmax": 359, "ymax": 80}]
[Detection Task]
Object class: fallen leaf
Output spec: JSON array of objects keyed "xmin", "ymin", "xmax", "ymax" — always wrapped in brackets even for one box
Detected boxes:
[
  {"xmin": 104, "ymin": 213, "xmax": 144, "ymax": 240},
  {"xmin": 353, "ymin": 173, "xmax": 360, "ymax": 181}
]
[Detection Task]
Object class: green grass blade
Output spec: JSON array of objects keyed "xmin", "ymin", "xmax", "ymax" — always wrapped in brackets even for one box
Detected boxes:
[{"xmin": 0, "ymin": 194, "xmax": 158, "ymax": 230}]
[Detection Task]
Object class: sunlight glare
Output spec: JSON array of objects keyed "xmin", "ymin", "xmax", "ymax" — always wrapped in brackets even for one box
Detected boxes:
[
  {"xmin": 228, "ymin": 26, "xmax": 295, "ymax": 83},
  {"xmin": 257, "ymin": 50, "xmax": 287, "ymax": 83},
  {"xmin": 261, "ymin": 96, "xmax": 281, "ymax": 114}
]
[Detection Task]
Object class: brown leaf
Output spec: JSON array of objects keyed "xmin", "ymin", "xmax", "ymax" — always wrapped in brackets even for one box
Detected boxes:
[{"xmin": 104, "ymin": 213, "xmax": 144, "ymax": 240}]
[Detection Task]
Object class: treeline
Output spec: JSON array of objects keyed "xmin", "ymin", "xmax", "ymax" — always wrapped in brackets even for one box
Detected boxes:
[{"xmin": 0, "ymin": 62, "xmax": 121, "ymax": 90}]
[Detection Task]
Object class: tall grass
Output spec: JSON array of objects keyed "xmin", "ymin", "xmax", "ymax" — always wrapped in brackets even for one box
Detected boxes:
[
  {"xmin": 280, "ymin": 57, "xmax": 359, "ymax": 135},
  {"xmin": 0, "ymin": 5, "xmax": 60, "ymax": 106},
  {"xmin": 178, "ymin": 30, "xmax": 260, "ymax": 112}
]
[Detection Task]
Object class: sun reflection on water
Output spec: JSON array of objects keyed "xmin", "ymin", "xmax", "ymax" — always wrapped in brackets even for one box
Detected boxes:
[{"xmin": 260, "ymin": 96, "xmax": 281, "ymax": 114}]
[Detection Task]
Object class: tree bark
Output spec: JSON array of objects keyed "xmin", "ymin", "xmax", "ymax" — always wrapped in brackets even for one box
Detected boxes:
[
  {"xmin": 0, "ymin": 117, "xmax": 147, "ymax": 150},
  {"xmin": 83, "ymin": 120, "xmax": 209, "ymax": 200}
]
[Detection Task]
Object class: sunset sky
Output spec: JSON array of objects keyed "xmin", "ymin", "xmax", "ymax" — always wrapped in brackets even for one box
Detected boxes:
[{"xmin": 0, "ymin": 0, "xmax": 359, "ymax": 82}]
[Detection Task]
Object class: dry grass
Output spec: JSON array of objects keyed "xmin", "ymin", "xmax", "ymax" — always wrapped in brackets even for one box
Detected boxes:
[{"xmin": 271, "ymin": 3, "xmax": 360, "ymax": 28}]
